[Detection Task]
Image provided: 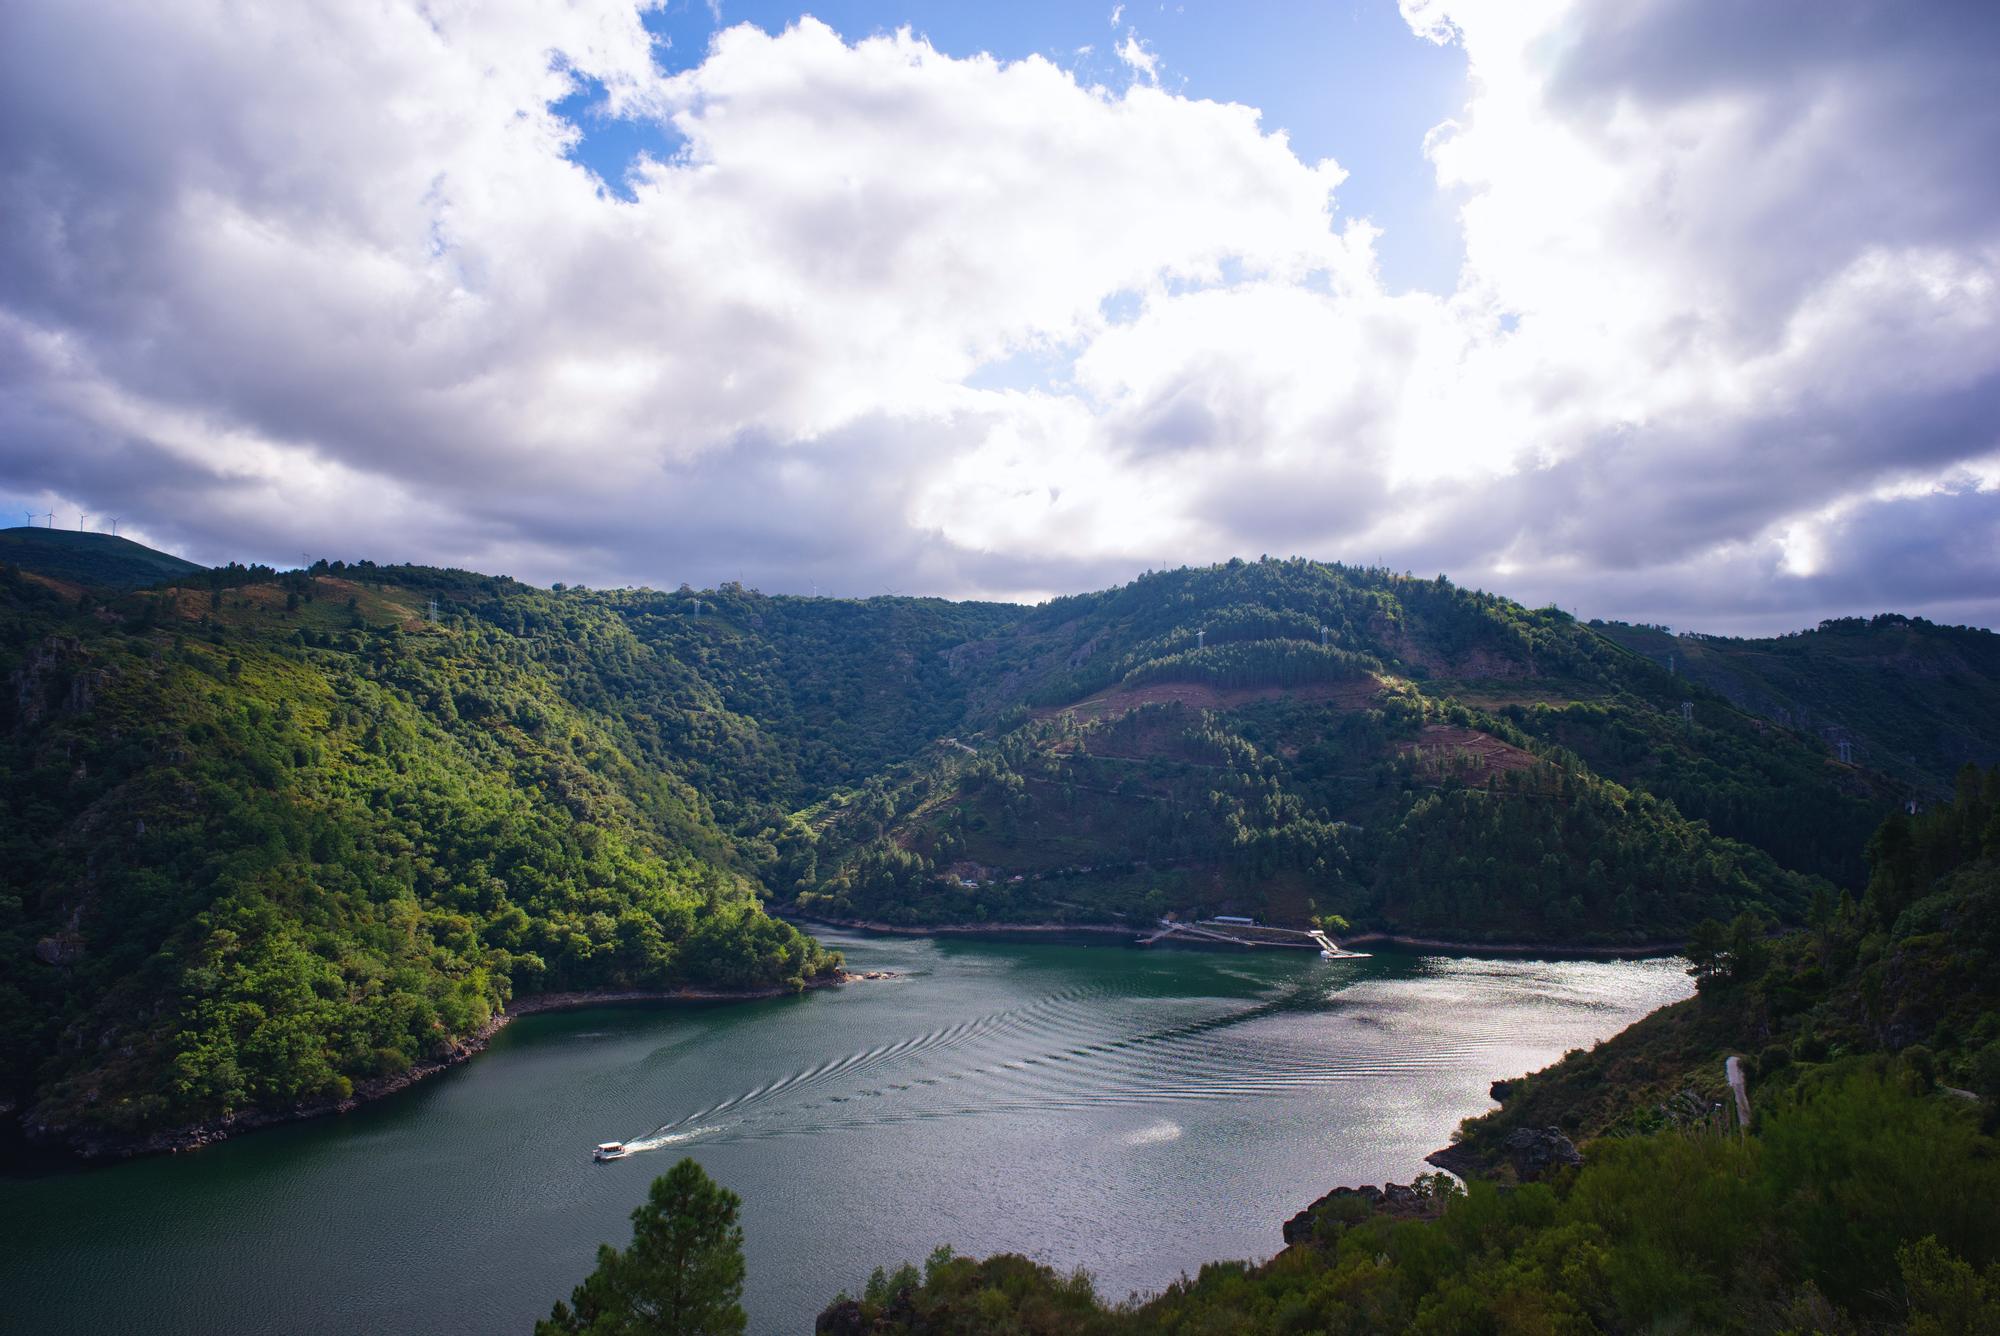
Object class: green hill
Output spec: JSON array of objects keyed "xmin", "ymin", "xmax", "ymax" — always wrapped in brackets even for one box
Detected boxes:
[
  {"xmin": 0, "ymin": 562, "xmax": 838, "ymax": 1154},
  {"xmin": 0, "ymin": 526, "xmax": 206, "ymax": 589},
  {"xmin": 795, "ymin": 559, "xmax": 1894, "ymax": 941},
  {"xmin": 1595, "ymin": 615, "xmax": 2000, "ymax": 799},
  {"xmin": 3, "ymin": 550, "xmax": 1994, "ymax": 1150}
]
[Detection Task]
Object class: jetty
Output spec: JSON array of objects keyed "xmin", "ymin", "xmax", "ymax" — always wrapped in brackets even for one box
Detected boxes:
[{"xmin": 1138, "ymin": 917, "xmax": 1367, "ymax": 957}]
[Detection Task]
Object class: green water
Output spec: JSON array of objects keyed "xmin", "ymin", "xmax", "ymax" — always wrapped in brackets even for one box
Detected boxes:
[{"xmin": 1, "ymin": 932, "xmax": 1690, "ymax": 1333}]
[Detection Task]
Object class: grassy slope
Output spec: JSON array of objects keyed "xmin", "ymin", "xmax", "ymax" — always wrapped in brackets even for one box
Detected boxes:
[{"xmin": 0, "ymin": 526, "xmax": 206, "ymax": 589}]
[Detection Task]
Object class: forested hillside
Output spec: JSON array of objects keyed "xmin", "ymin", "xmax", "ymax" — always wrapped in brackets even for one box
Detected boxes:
[
  {"xmin": 816, "ymin": 773, "xmax": 2000, "ymax": 1333},
  {"xmin": 798, "ymin": 559, "xmax": 1894, "ymax": 941},
  {"xmin": 1441, "ymin": 761, "xmax": 2000, "ymax": 1168},
  {"xmin": 337, "ymin": 567, "xmax": 1017, "ymax": 888},
  {"xmin": 0, "ymin": 561, "xmax": 840, "ymax": 1152},
  {"xmin": 1596, "ymin": 615, "xmax": 2000, "ymax": 799},
  {"xmin": 4, "ymin": 542, "xmax": 1993, "ymax": 1149}
]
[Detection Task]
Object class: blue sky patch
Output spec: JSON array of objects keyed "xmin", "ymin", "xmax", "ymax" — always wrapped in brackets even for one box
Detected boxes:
[{"xmin": 552, "ymin": 73, "xmax": 681, "ymax": 201}]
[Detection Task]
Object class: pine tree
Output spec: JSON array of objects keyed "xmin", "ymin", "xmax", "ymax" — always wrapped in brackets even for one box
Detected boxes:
[{"xmin": 537, "ymin": 1159, "xmax": 748, "ymax": 1336}]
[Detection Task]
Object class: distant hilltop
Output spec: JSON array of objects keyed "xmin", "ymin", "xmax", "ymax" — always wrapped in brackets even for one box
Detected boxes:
[{"xmin": 0, "ymin": 526, "xmax": 205, "ymax": 590}]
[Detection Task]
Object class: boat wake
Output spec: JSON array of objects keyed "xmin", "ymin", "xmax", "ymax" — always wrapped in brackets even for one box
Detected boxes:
[
  {"xmin": 594, "ymin": 970, "xmax": 1529, "ymax": 1154},
  {"xmin": 619, "ymin": 1125, "xmax": 722, "ymax": 1155}
]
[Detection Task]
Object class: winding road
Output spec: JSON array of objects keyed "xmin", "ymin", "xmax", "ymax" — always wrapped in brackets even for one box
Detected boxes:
[{"xmin": 1725, "ymin": 1055, "xmax": 1751, "ymax": 1133}]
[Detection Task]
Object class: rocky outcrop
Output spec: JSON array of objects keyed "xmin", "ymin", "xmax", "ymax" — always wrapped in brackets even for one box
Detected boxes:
[
  {"xmin": 1422, "ymin": 1142, "xmax": 1483, "ymax": 1178},
  {"xmin": 10, "ymin": 635, "xmax": 100, "ymax": 730},
  {"xmin": 1281, "ymin": 1180, "xmax": 1445, "ymax": 1245},
  {"xmin": 1282, "ymin": 1184, "xmax": 1381, "ymax": 1243},
  {"xmin": 1500, "ymin": 1126, "xmax": 1583, "ymax": 1181},
  {"xmin": 1423, "ymin": 1124, "xmax": 1584, "ymax": 1183},
  {"xmin": 33, "ymin": 933, "xmax": 84, "ymax": 966}
]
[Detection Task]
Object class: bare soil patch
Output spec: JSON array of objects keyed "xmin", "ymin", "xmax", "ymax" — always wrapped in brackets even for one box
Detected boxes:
[{"xmin": 1400, "ymin": 724, "xmax": 1539, "ymax": 774}]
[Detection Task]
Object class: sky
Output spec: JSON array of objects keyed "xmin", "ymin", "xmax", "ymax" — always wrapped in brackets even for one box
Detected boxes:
[{"xmin": 1, "ymin": 1, "xmax": 1996, "ymax": 635}]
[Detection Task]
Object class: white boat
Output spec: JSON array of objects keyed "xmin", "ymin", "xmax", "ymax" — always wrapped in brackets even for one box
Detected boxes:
[{"xmin": 593, "ymin": 1141, "xmax": 628, "ymax": 1162}]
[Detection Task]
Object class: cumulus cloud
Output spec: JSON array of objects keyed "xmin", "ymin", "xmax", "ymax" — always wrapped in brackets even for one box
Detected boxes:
[
  {"xmin": 1116, "ymin": 31, "xmax": 1160, "ymax": 84},
  {"xmin": 0, "ymin": 0, "xmax": 1995, "ymax": 629}
]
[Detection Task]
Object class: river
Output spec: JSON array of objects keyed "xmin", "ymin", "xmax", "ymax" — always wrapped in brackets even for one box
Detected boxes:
[{"xmin": 0, "ymin": 931, "xmax": 1691, "ymax": 1333}]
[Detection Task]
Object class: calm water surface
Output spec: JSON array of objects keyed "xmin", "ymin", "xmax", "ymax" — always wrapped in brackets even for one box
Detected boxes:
[{"xmin": 1, "ymin": 932, "xmax": 1690, "ymax": 1333}]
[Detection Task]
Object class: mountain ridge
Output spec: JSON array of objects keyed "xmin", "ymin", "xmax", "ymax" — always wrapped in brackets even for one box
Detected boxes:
[{"xmin": 5, "ymin": 544, "xmax": 1995, "ymax": 1149}]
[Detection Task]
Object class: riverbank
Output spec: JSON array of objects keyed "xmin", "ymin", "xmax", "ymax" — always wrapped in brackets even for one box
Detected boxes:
[
  {"xmin": 23, "ymin": 973, "xmax": 855, "ymax": 1164},
  {"xmin": 789, "ymin": 910, "xmax": 1684, "ymax": 960},
  {"xmin": 783, "ymin": 910, "xmax": 1141, "ymax": 944},
  {"xmin": 1340, "ymin": 932, "xmax": 1686, "ymax": 959}
]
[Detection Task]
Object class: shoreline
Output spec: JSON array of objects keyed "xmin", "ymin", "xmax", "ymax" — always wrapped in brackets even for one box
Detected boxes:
[
  {"xmin": 25, "ymin": 917, "xmax": 1683, "ymax": 1164},
  {"xmin": 782, "ymin": 911, "xmax": 1141, "ymax": 943},
  {"xmin": 1339, "ymin": 931, "xmax": 1685, "ymax": 959},
  {"xmin": 25, "ymin": 974, "xmax": 850, "ymax": 1164},
  {"xmin": 788, "ymin": 910, "xmax": 1684, "ymax": 960}
]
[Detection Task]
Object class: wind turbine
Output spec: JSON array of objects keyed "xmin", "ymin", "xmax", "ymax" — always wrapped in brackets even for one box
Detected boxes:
[
  {"xmin": 79, "ymin": 512, "xmax": 90, "ymax": 532},
  {"xmin": 107, "ymin": 517, "xmax": 121, "ymax": 536}
]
